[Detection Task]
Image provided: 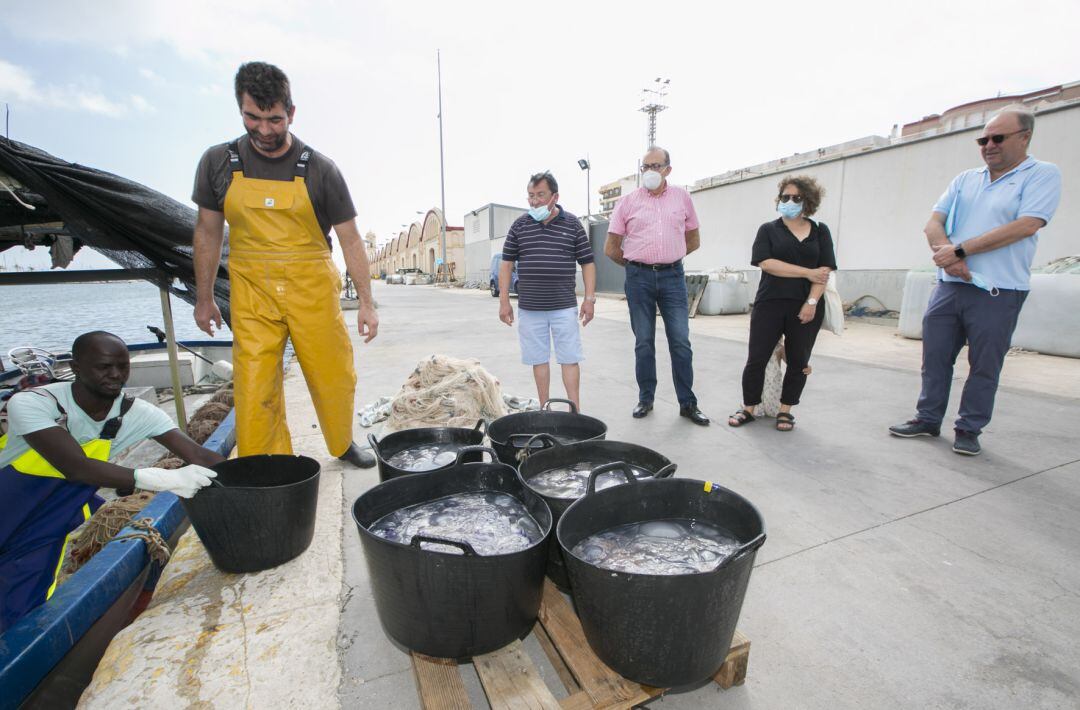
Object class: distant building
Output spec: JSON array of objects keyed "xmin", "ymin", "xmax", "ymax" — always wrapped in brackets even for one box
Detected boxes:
[
  {"xmin": 363, "ymin": 231, "xmax": 377, "ymax": 278},
  {"xmin": 901, "ymin": 80, "xmax": 1080, "ymax": 138},
  {"xmin": 462, "ymin": 203, "xmax": 527, "ymax": 283},
  {"xmin": 598, "ymin": 175, "xmax": 638, "ymax": 218},
  {"xmin": 372, "ymin": 208, "xmax": 463, "ymax": 278}
]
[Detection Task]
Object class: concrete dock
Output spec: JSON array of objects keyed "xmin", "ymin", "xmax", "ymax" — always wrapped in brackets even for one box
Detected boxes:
[{"xmin": 84, "ymin": 281, "xmax": 1080, "ymax": 709}]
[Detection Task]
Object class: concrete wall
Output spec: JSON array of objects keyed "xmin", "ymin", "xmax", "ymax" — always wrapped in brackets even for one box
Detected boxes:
[{"xmin": 687, "ymin": 103, "xmax": 1080, "ymax": 304}]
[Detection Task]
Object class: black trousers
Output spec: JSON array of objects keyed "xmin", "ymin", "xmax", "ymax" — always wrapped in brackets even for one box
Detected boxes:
[{"xmin": 741, "ymin": 298, "xmax": 825, "ymax": 407}]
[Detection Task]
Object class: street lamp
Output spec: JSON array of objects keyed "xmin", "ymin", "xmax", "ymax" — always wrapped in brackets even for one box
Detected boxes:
[{"xmin": 577, "ymin": 158, "xmax": 591, "ymax": 218}]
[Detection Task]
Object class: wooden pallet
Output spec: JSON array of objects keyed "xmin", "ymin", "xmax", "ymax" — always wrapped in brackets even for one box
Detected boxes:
[
  {"xmin": 410, "ymin": 579, "xmax": 750, "ymax": 710},
  {"xmin": 685, "ymin": 274, "xmax": 710, "ymax": 318}
]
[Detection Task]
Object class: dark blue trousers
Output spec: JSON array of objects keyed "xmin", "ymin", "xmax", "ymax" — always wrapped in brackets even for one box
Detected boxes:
[
  {"xmin": 0, "ymin": 465, "xmax": 100, "ymax": 632},
  {"xmin": 624, "ymin": 262, "xmax": 697, "ymax": 407},
  {"xmin": 916, "ymin": 281, "xmax": 1028, "ymax": 435}
]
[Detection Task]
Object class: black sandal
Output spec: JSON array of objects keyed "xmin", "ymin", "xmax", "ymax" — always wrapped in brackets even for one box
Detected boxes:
[
  {"xmin": 728, "ymin": 409, "xmax": 756, "ymax": 427},
  {"xmin": 776, "ymin": 412, "xmax": 795, "ymax": 431}
]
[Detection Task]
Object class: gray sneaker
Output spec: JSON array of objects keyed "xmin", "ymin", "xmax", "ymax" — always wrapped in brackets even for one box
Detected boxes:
[
  {"xmin": 953, "ymin": 430, "xmax": 981, "ymax": 456},
  {"xmin": 889, "ymin": 419, "xmax": 941, "ymax": 438}
]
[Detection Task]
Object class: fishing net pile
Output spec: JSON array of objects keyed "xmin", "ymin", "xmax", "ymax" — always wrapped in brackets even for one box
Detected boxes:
[
  {"xmin": 59, "ymin": 492, "xmax": 170, "ymax": 580},
  {"xmin": 148, "ymin": 390, "xmax": 233, "ymax": 468},
  {"xmin": 384, "ymin": 355, "xmax": 506, "ymax": 433}
]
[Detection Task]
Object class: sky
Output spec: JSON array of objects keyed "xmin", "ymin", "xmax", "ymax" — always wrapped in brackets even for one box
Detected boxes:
[{"xmin": 2, "ymin": 0, "xmax": 1079, "ymax": 271}]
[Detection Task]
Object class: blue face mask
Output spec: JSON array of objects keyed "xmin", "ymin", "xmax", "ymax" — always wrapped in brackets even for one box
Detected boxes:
[
  {"xmin": 528, "ymin": 204, "xmax": 551, "ymax": 222},
  {"xmin": 969, "ymin": 271, "xmax": 1000, "ymax": 297},
  {"xmin": 777, "ymin": 201, "xmax": 802, "ymax": 219}
]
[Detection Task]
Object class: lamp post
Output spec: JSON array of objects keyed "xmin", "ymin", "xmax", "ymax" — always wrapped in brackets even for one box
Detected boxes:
[
  {"xmin": 577, "ymin": 158, "xmax": 591, "ymax": 218},
  {"xmin": 437, "ymin": 50, "xmax": 448, "ymax": 281}
]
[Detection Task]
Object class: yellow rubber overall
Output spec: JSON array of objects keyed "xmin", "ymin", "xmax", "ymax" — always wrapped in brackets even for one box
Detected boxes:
[{"xmin": 223, "ymin": 159, "xmax": 356, "ymax": 457}]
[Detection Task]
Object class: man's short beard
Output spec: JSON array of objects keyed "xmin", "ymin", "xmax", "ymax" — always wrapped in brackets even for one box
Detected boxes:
[{"xmin": 249, "ymin": 129, "xmax": 287, "ymax": 152}]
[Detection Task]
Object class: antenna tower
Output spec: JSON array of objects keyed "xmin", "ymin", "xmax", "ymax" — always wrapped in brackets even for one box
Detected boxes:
[{"xmin": 639, "ymin": 78, "xmax": 670, "ymax": 148}]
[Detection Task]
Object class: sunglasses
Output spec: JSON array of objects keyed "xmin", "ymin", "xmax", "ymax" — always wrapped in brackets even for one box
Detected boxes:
[
  {"xmin": 975, "ymin": 129, "xmax": 1028, "ymax": 147},
  {"xmin": 778, "ymin": 194, "xmax": 803, "ymax": 203}
]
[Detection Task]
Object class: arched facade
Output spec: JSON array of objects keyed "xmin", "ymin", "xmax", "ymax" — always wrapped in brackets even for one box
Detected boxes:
[{"xmin": 374, "ymin": 207, "xmax": 465, "ymax": 279}]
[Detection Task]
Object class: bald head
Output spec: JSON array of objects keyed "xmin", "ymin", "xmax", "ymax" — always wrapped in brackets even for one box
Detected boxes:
[
  {"xmin": 643, "ymin": 146, "xmax": 670, "ymax": 167},
  {"xmin": 72, "ymin": 331, "xmax": 127, "ymax": 362},
  {"xmin": 70, "ymin": 331, "xmax": 130, "ymax": 399}
]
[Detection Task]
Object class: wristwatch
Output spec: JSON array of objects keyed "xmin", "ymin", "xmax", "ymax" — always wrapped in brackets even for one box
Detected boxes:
[
  {"xmin": 585, "ymin": 295, "xmax": 597, "ymax": 303},
  {"xmin": 806, "ymin": 297, "xmax": 818, "ymax": 306},
  {"xmin": 954, "ymin": 245, "xmax": 967, "ymax": 259}
]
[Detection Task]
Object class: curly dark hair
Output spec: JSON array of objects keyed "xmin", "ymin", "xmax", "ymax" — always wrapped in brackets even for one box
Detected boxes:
[
  {"xmin": 235, "ymin": 62, "xmax": 293, "ymax": 112},
  {"xmin": 775, "ymin": 175, "xmax": 824, "ymax": 217}
]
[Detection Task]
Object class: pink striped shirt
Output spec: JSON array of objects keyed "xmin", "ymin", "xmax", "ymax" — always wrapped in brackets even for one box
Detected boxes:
[{"xmin": 609, "ymin": 185, "xmax": 699, "ymax": 264}]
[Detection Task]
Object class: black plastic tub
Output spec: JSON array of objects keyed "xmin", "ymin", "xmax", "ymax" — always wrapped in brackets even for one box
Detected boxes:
[
  {"xmin": 517, "ymin": 439, "xmax": 676, "ymax": 589},
  {"xmin": 557, "ymin": 473, "xmax": 766, "ymax": 688},
  {"xmin": 181, "ymin": 454, "xmax": 321, "ymax": 573},
  {"xmin": 487, "ymin": 399, "xmax": 607, "ymax": 466},
  {"xmin": 367, "ymin": 420, "xmax": 486, "ymax": 482},
  {"xmin": 351, "ymin": 446, "xmax": 552, "ymax": 659}
]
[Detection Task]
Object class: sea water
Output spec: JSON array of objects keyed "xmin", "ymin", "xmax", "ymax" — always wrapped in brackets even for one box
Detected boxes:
[
  {"xmin": 0, "ymin": 281, "xmax": 232, "ymax": 357},
  {"xmin": 369, "ymin": 491, "xmax": 543, "ymax": 556},
  {"xmin": 571, "ymin": 519, "xmax": 739, "ymax": 575},
  {"xmin": 386, "ymin": 443, "xmax": 468, "ymax": 472},
  {"xmin": 527, "ymin": 461, "xmax": 652, "ymax": 500}
]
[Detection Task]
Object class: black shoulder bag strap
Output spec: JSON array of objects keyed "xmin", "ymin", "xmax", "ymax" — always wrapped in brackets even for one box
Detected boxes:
[{"xmin": 98, "ymin": 394, "xmax": 136, "ymax": 441}]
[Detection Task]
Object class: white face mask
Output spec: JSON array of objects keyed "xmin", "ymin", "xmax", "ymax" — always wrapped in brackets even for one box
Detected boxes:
[{"xmin": 642, "ymin": 170, "xmax": 663, "ymax": 191}]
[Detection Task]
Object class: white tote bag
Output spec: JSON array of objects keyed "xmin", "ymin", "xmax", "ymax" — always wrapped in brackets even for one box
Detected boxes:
[{"xmin": 822, "ymin": 271, "xmax": 844, "ymax": 336}]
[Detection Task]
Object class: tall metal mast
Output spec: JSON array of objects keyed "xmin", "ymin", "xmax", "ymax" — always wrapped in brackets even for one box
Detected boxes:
[
  {"xmin": 437, "ymin": 50, "xmax": 448, "ymax": 277},
  {"xmin": 639, "ymin": 78, "xmax": 670, "ymax": 148}
]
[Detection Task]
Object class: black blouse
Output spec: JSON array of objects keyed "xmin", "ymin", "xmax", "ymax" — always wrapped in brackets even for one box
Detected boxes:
[{"xmin": 751, "ymin": 218, "xmax": 837, "ymax": 303}]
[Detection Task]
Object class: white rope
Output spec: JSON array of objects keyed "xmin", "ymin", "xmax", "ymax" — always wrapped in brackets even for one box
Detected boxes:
[{"xmin": 0, "ymin": 178, "xmax": 36, "ymax": 210}]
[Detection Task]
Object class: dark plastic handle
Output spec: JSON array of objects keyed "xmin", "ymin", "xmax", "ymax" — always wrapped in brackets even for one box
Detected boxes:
[
  {"xmin": 454, "ymin": 445, "xmax": 498, "ymax": 466},
  {"xmin": 366, "ymin": 433, "xmax": 381, "ymax": 457},
  {"xmin": 509, "ymin": 432, "xmax": 560, "ymax": 449},
  {"xmin": 472, "ymin": 419, "xmax": 487, "ymax": 435},
  {"xmin": 713, "ymin": 532, "xmax": 767, "ymax": 572},
  {"xmin": 654, "ymin": 462, "xmax": 678, "ymax": 479},
  {"xmin": 409, "ymin": 534, "xmax": 477, "ymax": 556},
  {"xmin": 585, "ymin": 461, "xmax": 637, "ymax": 496},
  {"xmin": 541, "ymin": 398, "xmax": 578, "ymax": 414}
]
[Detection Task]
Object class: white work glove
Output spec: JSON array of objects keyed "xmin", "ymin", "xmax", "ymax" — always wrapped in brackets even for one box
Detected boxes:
[{"xmin": 134, "ymin": 464, "xmax": 217, "ymax": 498}]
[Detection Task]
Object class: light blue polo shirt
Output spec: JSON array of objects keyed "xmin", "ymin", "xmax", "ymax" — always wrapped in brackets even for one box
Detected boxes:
[
  {"xmin": 933, "ymin": 156, "xmax": 1061, "ymax": 290},
  {"xmin": 1, "ymin": 383, "xmax": 175, "ymax": 468}
]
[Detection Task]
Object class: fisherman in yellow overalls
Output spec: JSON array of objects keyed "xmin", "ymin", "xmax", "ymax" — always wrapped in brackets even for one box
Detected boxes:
[{"xmin": 192, "ymin": 62, "xmax": 378, "ymax": 468}]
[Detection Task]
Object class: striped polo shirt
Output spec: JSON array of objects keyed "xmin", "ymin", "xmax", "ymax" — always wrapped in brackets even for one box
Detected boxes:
[{"xmin": 502, "ymin": 206, "xmax": 594, "ymax": 311}]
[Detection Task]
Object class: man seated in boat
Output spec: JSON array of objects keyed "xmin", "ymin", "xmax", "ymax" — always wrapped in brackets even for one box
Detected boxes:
[{"xmin": 0, "ymin": 331, "xmax": 224, "ymax": 632}]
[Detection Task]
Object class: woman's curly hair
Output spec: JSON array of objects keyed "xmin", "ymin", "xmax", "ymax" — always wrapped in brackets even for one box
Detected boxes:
[{"xmin": 775, "ymin": 175, "xmax": 824, "ymax": 217}]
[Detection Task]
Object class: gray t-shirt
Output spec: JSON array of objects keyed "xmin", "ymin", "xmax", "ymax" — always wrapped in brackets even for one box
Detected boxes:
[{"xmin": 191, "ymin": 134, "xmax": 357, "ymax": 239}]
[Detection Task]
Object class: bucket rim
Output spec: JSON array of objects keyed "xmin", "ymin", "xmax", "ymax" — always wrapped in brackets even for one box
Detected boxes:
[
  {"xmin": 207, "ymin": 454, "xmax": 321, "ymax": 490},
  {"xmin": 555, "ymin": 477, "xmax": 767, "ymax": 578},
  {"xmin": 350, "ymin": 494, "xmax": 552, "ymax": 560},
  {"xmin": 486, "ymin": 410, "xmax": 607, "ymax": 446}
]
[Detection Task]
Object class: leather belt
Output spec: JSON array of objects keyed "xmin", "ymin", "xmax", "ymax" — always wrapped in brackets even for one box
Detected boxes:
[{"xmin": 627, "ymin": 259, "xmax": 681, "ymax": 271}]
